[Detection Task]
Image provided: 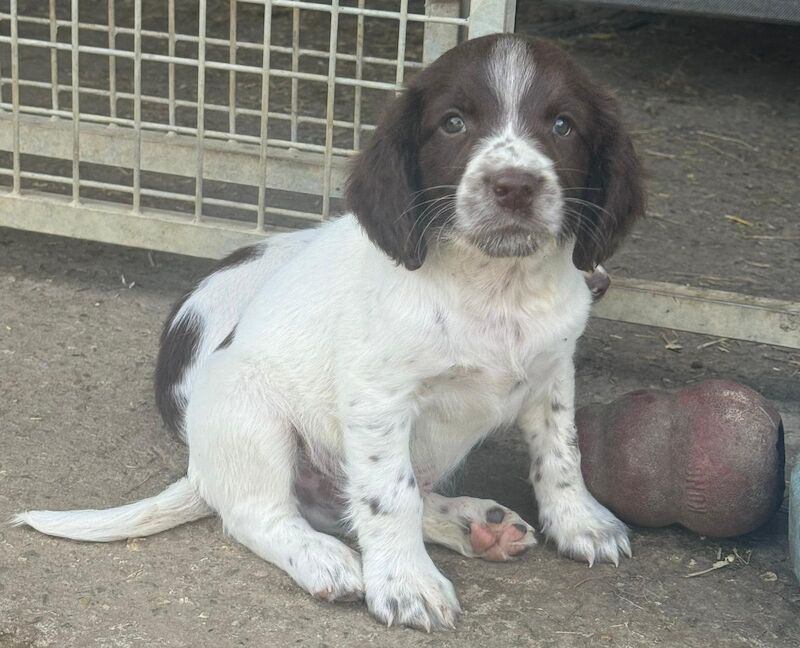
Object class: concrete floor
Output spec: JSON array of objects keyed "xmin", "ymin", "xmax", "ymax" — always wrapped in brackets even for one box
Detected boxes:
[
  {"xmin": 2, "ymin": 3, "xmax": 800, "ymax": 647},
  {"xmin": 1, "ymin": 227, "xmax": 799, "ymax": 648}
]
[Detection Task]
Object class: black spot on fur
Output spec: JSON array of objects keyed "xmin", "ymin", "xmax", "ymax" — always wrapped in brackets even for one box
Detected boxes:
[
  {"xmin": 557, "ymin": 481, "xmax": 572, "ymax": 489},
  {"xmin": 366, "ymin": 497, "xmax": 383, "ymax": 515},
  {"xmin": 534, "ymin": 471, "xmax": 542, "ymax": 483},
  {"xmin": 439, "ymin": 505, "xmax": 450, "ymax": 515},
  {"xmin": 486, "ymin": 507, "xmax": 505, "ymax": 524},
  {"xmin": 551, "ymin": 400, "xmax": 564, "ymax": 412},
  {"xmin": 216, "ymin": 326, "xmax": 236, "ymax": 351},
  {"xmin": 535, "ymin": 456, "xmax": 543, "ymax": 468},
  {"xmin": 407, "ymin": 473, "xmax": 417, "ymax": 489},
  {"xmin": 369, "ymin": 454, "xmax": 380, "ymax": 463}
]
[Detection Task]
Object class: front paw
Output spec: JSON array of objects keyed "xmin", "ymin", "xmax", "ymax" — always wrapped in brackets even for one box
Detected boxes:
[
  {"xmin": 365, "ymin": 560, "xmax": 461, "ymax": 631},
  {"xmin": 540, "ymin": 493, "xmax": 631, "ymax": 566}
]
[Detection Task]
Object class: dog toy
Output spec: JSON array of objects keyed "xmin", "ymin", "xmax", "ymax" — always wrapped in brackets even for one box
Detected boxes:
[{"xmin": 575, "ymin": 380, "xmax": 784, "ymax": 537}]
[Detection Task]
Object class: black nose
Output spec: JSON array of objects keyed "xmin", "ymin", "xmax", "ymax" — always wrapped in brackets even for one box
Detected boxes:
[{"xmin": 490, "ymin": 170, "xmax": 541, "ymax": 210}]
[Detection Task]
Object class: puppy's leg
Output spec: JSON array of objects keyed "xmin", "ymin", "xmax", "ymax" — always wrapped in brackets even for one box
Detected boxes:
[
  {"xmin": 186, "ymin": 359, "xmax": 363, "ymax": 601},
  {"xmin": 344, "ymin": 397, "xmax": 460, "ymax": 630},
  {"xmin": 422, "ymin": 493, "xmax": 537, "ymax": 561},
  {"xmin": 518, "ymin": 358, "xmax": 631, "ymax": 566}
]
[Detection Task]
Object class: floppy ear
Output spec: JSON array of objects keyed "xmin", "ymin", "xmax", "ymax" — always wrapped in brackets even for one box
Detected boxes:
[
  {"xmin": 571, "ymin": 92, "xmax": 645, "ymax": 272},
  {"xmin": 345, "ymin": 88, "xmax": 426, "ymax": 270}
]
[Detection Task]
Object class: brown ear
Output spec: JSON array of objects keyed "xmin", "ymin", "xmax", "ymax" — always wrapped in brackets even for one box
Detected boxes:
[
  {"xmin": 345, "ymin": 88, "xmax": 426, "ymax": 270},
  {"xmin": 571, "ymin": 92, "xmax": 645, "ymax": 272}
]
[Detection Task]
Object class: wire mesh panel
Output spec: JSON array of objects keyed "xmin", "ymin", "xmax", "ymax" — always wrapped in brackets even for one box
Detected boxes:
[{"xmin": 0, "ymin": 0, "xmax": 514, "ymax": 257}]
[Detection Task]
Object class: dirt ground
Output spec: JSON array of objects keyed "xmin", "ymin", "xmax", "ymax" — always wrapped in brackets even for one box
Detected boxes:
[{"xmin": 1, "ymin": 3, "xmax": 799, "ymax": 647}]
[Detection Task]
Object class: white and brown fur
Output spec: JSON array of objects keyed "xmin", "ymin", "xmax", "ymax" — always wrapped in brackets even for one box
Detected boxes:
[{"xmin": 12, "ymin": 34, "xmax": 644, "ymax": 631}]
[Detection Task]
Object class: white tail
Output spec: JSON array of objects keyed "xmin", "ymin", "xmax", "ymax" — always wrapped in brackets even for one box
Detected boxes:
[{"xmin": 10, "ymin": 477, "xmax": 212, "ymax": 542}]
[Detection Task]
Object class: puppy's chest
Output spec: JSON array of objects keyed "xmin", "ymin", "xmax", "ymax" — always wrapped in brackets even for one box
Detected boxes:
[{"xmin": 417, "ymin": 311, "xmax": 565, "ymax": 422}]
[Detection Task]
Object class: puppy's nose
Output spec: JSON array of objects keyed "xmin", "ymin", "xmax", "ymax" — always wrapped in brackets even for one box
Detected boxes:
[{"xmin": 490, "ymin": 170, "xmax": 541, "ymax": 210}]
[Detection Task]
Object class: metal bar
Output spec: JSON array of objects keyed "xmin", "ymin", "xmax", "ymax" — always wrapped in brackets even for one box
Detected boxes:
[
  {"xmin": 10, "ymin": 0, "xmax": 20, "ymax": 193},
  {"xmin": 49, "ymin": 0, "xmax": 60, "ymax": 112},
  {"xmin": 167, "ymin": 0, "xmax": 176, "ymax": 130},
  {"xmin": 132, "ymin": 0, "xmax": 142, "ymax": 213},
  {"xmin": 245, "ymin": 0, "xmax": 469, "ymax": 25},
  {"xmin": 70, "ymin": 0, "xmax": 80, "ymax": 204},
  {"xmin": 321, "ymin": 0, "xmax": 339, "ymax": 219},
  {"xmin": 422, "ymin": 0, "xmax": 461, "ymax": 65},
  {"xmin": 468, "ymin": 0, "xmax": 517, "ymax": 37},
  {"xmin": 0, "ymin": 192, "xmax": 283, "ymax": 260},
  {"xmin": 228, "ymin": 0, "xmax": 237, "ymax": 138},
  {"xmin": 2, "ymin": 14, "xmax": 427, "ymax": 71},
  {"xmin": 1, "ymin": 80, "xmax": 378, "ymax": 134},
  {"xmin": 395, "ymin": 0, "xmax": 409, "ymax": 85},
  {"xmin": 0, "ymin": 36, "xmax": 406, "ymax": 92},
  {"xmin": 0, "ymin": 168, "xmax": 323, "ymax": 220},
  {"xmin": 1, "ymin": 7, "xmax": 467, "ymax": 28},
  {"xmin": 592, "ymin": 278, "xmax": 800, "ymax": 350},
  {"xmin": 290, "ymin": 5, "xmax": 300, "ymax": 143},
  {"xmin": 352, "ymin": 0, "xmax": 364, "ymax": 149},
  {"xmin": 256, "ymin": 0, "xmax": 273, "ymax": 230},
  {"xmin": 107, "ymin": 0, "xmax": 117, "ymax": 119},
  {"xmin": 194, "ymin": 0, "xmax": 208, "ymax": 221},
  {"xmin": 0, "ymin": 108, "xmax": 361, "ymax": 157}
]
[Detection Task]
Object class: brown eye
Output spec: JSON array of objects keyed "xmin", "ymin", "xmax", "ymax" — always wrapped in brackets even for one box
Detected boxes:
[
  {"xmin": 442, "ymin": 115, "xmax": 466, "ymax": 134},
  {"xmin": 553, "ymin": 116, "xmax": 572, "ymax": 137}
]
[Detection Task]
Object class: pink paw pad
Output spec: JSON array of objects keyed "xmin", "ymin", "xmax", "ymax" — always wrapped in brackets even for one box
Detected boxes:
[{"xmin": 467, "ymin": 507, "xmax": 536, "ymax": 562}]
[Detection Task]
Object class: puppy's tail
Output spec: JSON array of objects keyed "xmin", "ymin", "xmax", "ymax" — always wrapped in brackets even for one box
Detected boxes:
[{"xmin": 9, "ymin": 477, "xmax": 212, "ymax": 542}]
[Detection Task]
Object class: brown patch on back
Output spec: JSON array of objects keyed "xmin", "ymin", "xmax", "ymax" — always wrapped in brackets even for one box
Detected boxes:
[
  {"xmin": 212, "ymin": 244, "xmax": 264, "ymax": 273},
  {"xmin": 154, "ymin": 243, "xmax": 265, "ymax": 437},
  {"xmin": 154, "ymin": 292, "xmax": 202, "ymax": 436}
]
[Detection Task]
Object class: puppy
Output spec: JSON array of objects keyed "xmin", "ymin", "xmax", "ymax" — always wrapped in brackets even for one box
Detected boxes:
[{"xmin": 13, "ymin": 34, "xmax": 644, "ymax": 630}]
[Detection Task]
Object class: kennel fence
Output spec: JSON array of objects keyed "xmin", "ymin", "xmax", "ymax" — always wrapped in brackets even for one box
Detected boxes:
[
  {"xmin": 0, "ymin": 0, "xmax": 515, "ymax": 257},
  {"xmin": 0, "ymin": 0, "xmax": 797, "ymax": 349}
]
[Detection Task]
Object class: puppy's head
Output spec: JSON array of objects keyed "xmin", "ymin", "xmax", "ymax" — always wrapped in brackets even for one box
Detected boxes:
[{"xmin": 346, "ymin": 34, "xmax": 645, "ymax": 271}]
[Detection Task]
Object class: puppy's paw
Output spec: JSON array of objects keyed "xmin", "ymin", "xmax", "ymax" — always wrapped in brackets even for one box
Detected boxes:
[
  {"xmin": 290, "ymin": 534, "xmax": 364, "ymax": 602},
  {"xmin": 541, "ymin": 494, "xmax": 631, "ymax": 566},
  {"xmin": 366, "ymin": 561, "xmax": 461, "ymax": 631},
  {"xmin": 466, "ymin": 505, "xmax": 537, "ymax": 562},
  {"xmin": 423, "ymin": 495, "xmax": 537, "ymax": 562}
]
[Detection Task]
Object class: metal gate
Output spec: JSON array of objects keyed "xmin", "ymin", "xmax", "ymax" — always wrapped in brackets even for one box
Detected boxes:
[{"xmin": 0, "ymin": 0, "xmax": 515, "ymax": 257}]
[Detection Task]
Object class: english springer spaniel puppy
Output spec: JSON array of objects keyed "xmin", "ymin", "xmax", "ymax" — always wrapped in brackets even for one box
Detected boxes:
[{"xmin": 14, "ymin": 34, "xmax": 644, "ymax": 630}]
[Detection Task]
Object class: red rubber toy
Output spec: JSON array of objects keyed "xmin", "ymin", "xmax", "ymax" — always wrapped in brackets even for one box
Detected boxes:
[{"xmin": 576, "ymin": 380, "xmax": 784, "ymax": 537}]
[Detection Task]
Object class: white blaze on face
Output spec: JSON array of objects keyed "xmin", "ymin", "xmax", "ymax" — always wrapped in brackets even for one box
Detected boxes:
[{"xmin": 488, "ymin": 37, "xmax": 536, "ymax": 132}]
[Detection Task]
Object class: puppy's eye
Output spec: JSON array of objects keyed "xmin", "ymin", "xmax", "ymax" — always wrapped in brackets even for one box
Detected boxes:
[
  {"xmin": 442, "ymin": 115, "xmax": 466, "ymax": 134},
  {"xmin": 553, "ymin": 116, "xmax": 572, "ymax": 137}
]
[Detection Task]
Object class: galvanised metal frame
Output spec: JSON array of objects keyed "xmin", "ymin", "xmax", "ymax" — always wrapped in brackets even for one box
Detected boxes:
[
  {"xmin": 0, "ymin": 0, "xmax": 513, "ymax": 254},
  {"xmin": 0, "ymin": 1, "xmax": 797, "ymax": 348}
]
